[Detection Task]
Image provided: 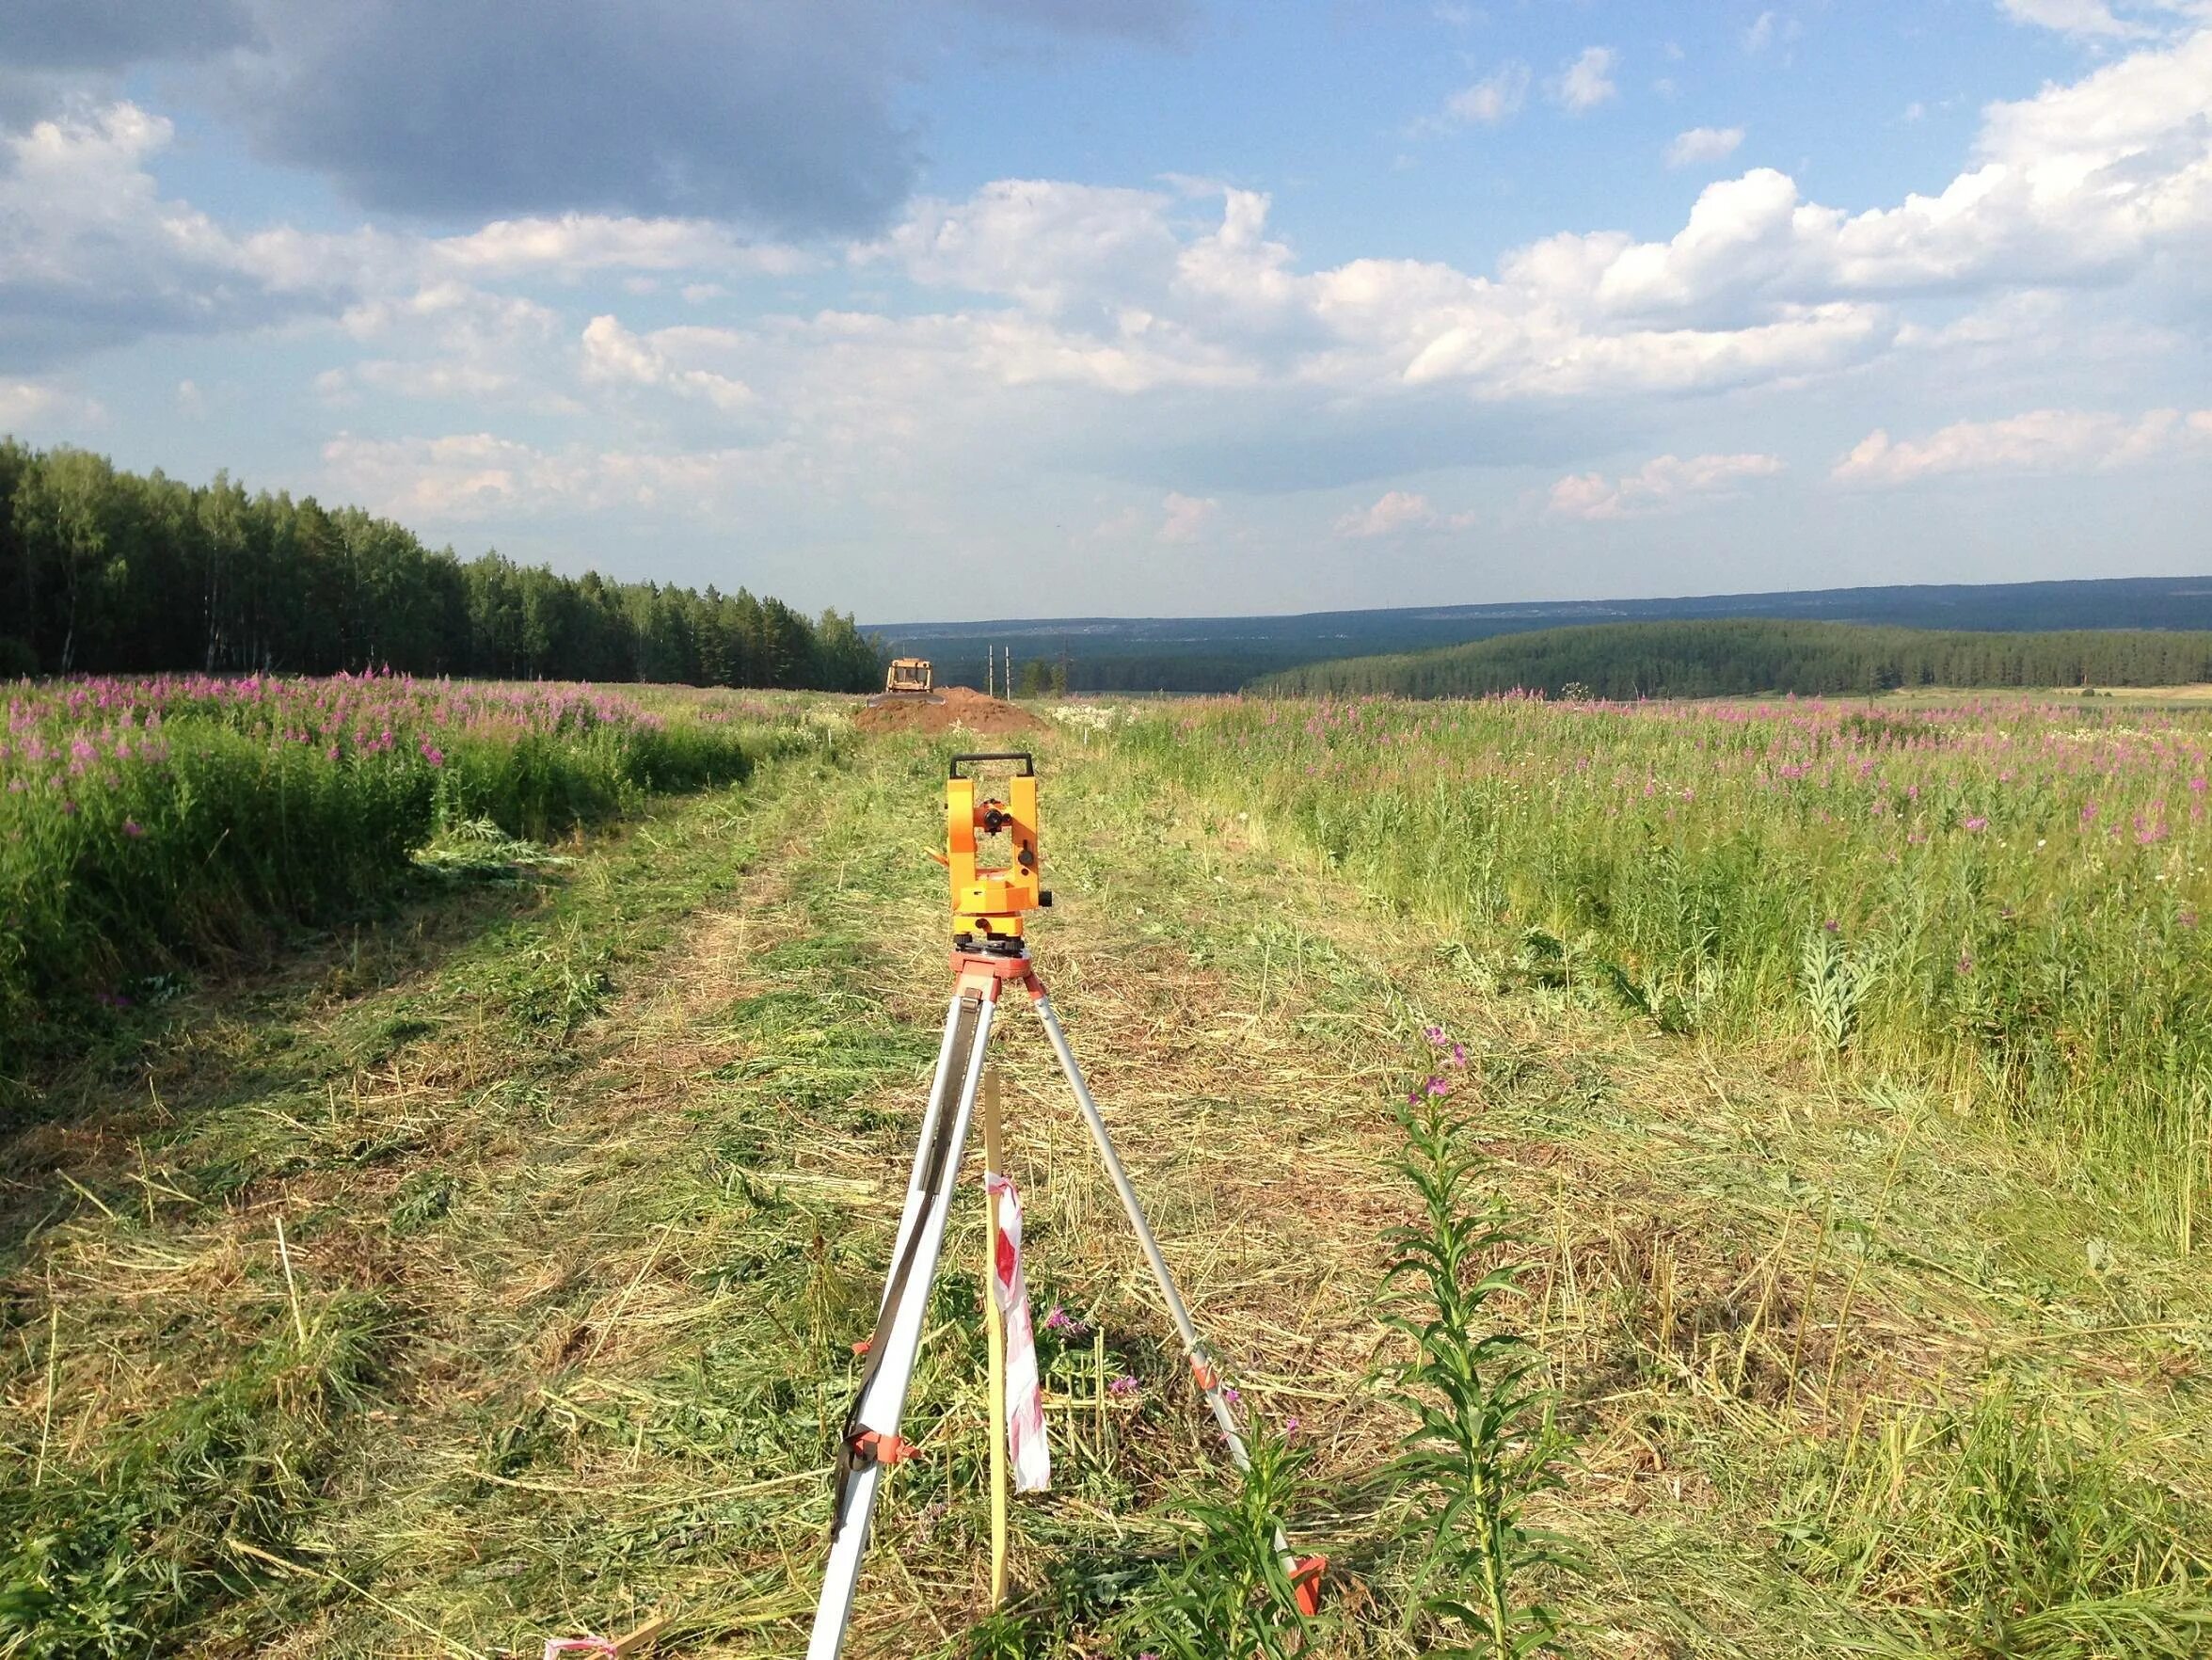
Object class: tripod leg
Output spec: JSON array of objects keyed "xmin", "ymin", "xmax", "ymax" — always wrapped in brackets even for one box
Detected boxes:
[
  {"xmin": 1032, "ymin": 986, "xmax": 1321, "ymax": 1607},
  {"xmin": 808, "ymin": 987, "xmax": 998, "ymax": 1660},
  {"xmin": 1027, "ymin": 988, "xmax": 1251, "ymax": 1471},
  {"xmin": 876, "ymin": 989, "xmax": 971, "ymax": 1285}
]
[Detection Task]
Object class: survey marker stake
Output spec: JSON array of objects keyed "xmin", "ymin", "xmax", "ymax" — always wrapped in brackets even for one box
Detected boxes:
[{"xmin": 804, "ymin": 754, "xmax": 1322, "ymax": 1660}]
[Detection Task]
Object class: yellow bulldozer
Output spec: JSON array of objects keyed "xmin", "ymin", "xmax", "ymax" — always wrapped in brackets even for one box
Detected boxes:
[{"xmin": 868, "ymin": 657, "xmax": 942, "ymax": 707}]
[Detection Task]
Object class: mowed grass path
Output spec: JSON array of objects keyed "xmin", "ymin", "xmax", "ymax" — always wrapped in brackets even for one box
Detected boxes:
[{"xmin": 4, "ymin": 729, "xmax": 2208, "ymax": 1657}]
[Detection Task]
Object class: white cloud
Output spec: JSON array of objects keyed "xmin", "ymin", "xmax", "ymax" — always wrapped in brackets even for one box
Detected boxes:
[
  {"xmin": 316, "ymin": 282, "xmax": 580, "ymax": 412},
  {"xmin": 1444, "ymin": 63, "xmax": 1531, "ymax": 127},
  {"xmin": 1832, "ymin": 407, "xmax": 2212, "ymax": 484},
  {"xmin": 0, "ymin": 102, "xmax": 819, "ymax": 376},
  {"xmin": 0, "ymin": 380, "xmax": 57, "ymax": 428},
  {"xmin": 1666, "ymin": 126, "xmax": 1745, "ymax": 168},
  {"xmin": 849, "ymin": 179, "xmax": 1895, "ymax": 410},
  {"xmin": 1333, "ymin": 489, "xmax": 1478, "ymax": 537},
  {"xmin": 1159, "ymin": 491, "xmax": 1220, "ymax": 542},
  {"xmin": 1549, "ymin": 452, "xmax": 1785, "ymax": 519},
  {"xmin": 1336, "ymin": 490, "xmax": 1435, "ymax": 537},
  {"xmin": 435, "ymin": 215, "xmax": 812, "ymax": 279},
  {"xmin": 1997, "ymin": 0, "xmax": 2156, "ymax": 40},
  {"xmin": 321, "ymin": 431, "xmax": 799, "ymax": 521},
  {"xmin": 0, "ymin": 102, "xmax": 361, "ymax": 370},
  {"xmin": 1552, "ymin": 47, "xmax": 1618, "ymax": 114},
  {"xmin": 1744, "ymin": 11, "xmax": 1777, "ymax": 52},
  {"xmin": 580, "ymin": 314, "xmax": 755, "ymax": 409},
  {"xmin": 865, "ymin": 180, "xmax": 1184, "ymax": 315},
  {"xmin": 1513, "ymin": 30, "xmax": 2212, "ymax": 327},
  {"xmin": 0, "ymin": 378, "xmax": 103, "ymax": 431}
]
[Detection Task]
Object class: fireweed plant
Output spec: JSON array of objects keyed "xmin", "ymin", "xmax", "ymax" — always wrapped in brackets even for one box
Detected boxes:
[
  {"xmin": 1119, "ymin": 694, "xmax": 2212, "ymax": 1241},
  {"xmin": 0, "ymin": 672, "xmax": 816, "ymax": 1079},
  {"xmin": 1385, "ymin": 1026, "xmax": 1575, "ymax": 1659}
]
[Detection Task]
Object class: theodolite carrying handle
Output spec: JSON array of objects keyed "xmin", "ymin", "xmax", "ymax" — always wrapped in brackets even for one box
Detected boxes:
[{"xmin": 948, "ymin": 751, "xmax": 1035, "ymax": 778}]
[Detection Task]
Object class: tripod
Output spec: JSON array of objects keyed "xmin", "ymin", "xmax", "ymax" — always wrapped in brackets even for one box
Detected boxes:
[{"xmin": 806, "ymin": 754, "xmax": 1314, "ymax": 1659}]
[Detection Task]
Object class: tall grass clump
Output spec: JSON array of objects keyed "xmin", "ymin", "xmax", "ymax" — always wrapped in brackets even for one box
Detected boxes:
[
  {"xmin": 1119, "ymin": 694, "xmax": 2212, "ymax": 1237},
  {"xmin": 0, "ymin": 673, "xmax": 822, "ymax": 1084},
  {"xmin": 0, "ymin": 1294, "xmax": 390, "ymax": 1658},
  {"xmin": 1116, "ymin": 1429, "xmax": 1329, "ymax": 1660},
  {"xmin": 1778, "ymin": 1379, "xmax": 2212, "ymax": 1657},
  {"xmin": 1385, "ymin": 1030, "xmax": 1575, "ymax": 1658}
]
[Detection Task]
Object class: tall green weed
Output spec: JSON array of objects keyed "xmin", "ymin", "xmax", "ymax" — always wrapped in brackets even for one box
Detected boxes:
[{"xmin": 1385, "ymin": 1041, "xmax": 1576, "ymax": 1658}]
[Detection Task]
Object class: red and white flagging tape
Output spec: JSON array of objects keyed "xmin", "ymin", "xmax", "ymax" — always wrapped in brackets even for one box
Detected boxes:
[{"xmin": 986, "ymin": 1172, "xmax": 1050, "ymax": 1492}]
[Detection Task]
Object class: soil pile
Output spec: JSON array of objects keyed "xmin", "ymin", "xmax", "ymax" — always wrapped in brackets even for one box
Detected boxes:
[{"xmin": 854, "ymin": 685, "xmax": 1048, "ymax": 736}]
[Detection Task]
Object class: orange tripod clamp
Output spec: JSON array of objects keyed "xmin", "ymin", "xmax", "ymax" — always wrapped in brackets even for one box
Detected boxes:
[{"xmin": 946, "ymin": 753, "xmax": 1049, "ymax": 946}]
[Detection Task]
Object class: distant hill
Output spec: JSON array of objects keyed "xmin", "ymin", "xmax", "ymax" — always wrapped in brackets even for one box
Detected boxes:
[
  {"xmin": 870, "ymin": 574, "xmax": 2212, "ymax": 694},
  {"xmin": 1254, "ymin": 618, "xmax": 2212, "ymax": 701}
]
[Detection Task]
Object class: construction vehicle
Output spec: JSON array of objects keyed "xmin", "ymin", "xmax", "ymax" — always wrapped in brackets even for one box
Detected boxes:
[{"xmin": 869, "ymin": 658, "xmax": 939, "ymax": 707}]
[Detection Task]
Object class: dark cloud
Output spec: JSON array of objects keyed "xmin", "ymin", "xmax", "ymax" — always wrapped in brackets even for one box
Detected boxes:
[
  {"xmin": 221, "ymin": 1, "xmax": 915, "ymax": 235},
  {"xmin": 3, "ymin": 0, "xmax": 255, "ymax": 69},
  {"xmin": 4, "ymin": 2, "xmax": 1189, "ymax": 237},
  {"xmin": 0, "ymin": 256, "xmax": 335, "ymax": 375},
  {"xmin": 961, "ymin": 0, "xmax": 1193, "ymax": 40}
]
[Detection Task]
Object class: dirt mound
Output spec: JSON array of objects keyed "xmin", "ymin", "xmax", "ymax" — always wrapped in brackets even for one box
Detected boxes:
[{"xmin": 854, "ymin": 685, "xmax": 1047, "ymax": 736}]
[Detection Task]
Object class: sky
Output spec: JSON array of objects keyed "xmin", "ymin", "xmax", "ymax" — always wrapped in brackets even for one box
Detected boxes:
[{"xmin": 2, "ymin": 1, "xmax": 2208, "ymax": 623}]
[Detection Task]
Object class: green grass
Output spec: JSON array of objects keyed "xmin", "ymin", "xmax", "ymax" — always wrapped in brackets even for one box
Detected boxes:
[
  {"xmin": 1115, "ymin": 694, "xmax": 2212, "ymax": 1244},
  {"xmin": 0, "ymin": 736, "xmax": 855, "ymax": 1656},
  {"xmin": 5, "ymin": 714, "xmax": 2210, "ymax": 1659},
  {"xmin": 0, "ymin": 678, "xmax": 835, "ymax": 1095}
]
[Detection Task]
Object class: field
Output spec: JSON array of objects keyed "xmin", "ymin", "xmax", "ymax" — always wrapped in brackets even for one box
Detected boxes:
[
  {"xmin": 4, "ymin": 681, "xmax": 2210, "ymax": 1659},
  {"xmin": 0, "ymin": 674, "xmax": 833, "ymax": 1085}
]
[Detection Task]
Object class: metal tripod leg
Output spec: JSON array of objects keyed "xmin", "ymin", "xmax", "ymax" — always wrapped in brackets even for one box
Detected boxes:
[
  {"xmin": 807, "ymin": 985, "xmax": 997, "ymax": 1660},
  {"xmin": 1032, "ymin": 985, "xmax": 1320, "ymax": 1606},
  {"xmin": 1027, "ymin": 987, "xmax": 1252, "ymax": 1471}
]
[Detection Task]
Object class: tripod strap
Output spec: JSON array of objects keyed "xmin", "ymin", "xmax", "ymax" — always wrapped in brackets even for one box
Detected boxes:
[{"xmin": 828, "ymin": 989, "xmax": 986, "ymax": 1540}]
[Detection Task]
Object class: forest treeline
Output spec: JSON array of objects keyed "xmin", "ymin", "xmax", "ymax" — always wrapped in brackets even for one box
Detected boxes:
[
  {"xmin": 1255, "ymin": 618, "xmax": 2212, "ymax": 700},
  {"xmin": 0, "ymin": 443, "xmax": 883, "ymax": 689}
]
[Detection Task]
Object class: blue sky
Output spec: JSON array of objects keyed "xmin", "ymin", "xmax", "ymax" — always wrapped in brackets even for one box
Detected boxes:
[{"xmin": 3, "ymin": 0, "xmax": 2208, "ymax": 621}]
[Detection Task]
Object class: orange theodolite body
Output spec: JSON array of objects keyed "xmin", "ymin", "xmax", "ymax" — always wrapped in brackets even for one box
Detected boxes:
[{"xmin": 944, "ymin": 753, "xmax": 1045, "ymax": 945}]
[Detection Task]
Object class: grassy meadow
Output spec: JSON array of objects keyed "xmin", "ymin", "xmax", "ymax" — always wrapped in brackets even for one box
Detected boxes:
[
  {"xmin": 1122, "ymin": 693, "xmax": 2212, "ymax": 1243},
  {"xmin": 1, "ymin": 681, "xmax": 2208, "ymax": 1659},
  {"xmin": 0, "ymin": 674, "xmax": 835, "ymax": 1090}
]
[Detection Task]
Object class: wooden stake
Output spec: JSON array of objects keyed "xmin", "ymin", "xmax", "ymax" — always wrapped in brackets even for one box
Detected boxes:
[
  {"xmin": 982, "ymin": 1064, "xmax": 1010, "ymax": 1608},
  {"xmin": 609, "ymin": 1612, "xmax": 671, "ymax": 1655},
  {"xmin": 34, "ymin": 1293, "xmax": 58, "ymax": 1491},
  {"xmin": 275, "ymin": 1216, "xmax": 309, "ymax": 1346}
]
